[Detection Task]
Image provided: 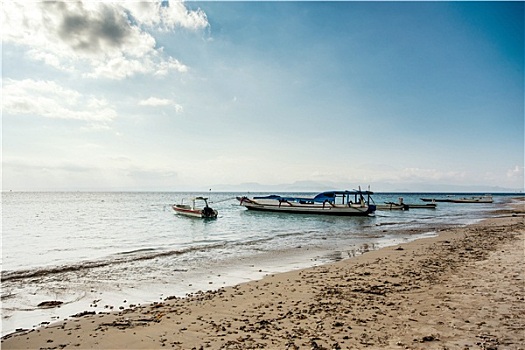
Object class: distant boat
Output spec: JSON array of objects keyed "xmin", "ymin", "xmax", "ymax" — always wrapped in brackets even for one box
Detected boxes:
[
  {"xmin": 449, "ymin": 195, "xmax": 493, "ymax": 203},
  {"xmin": 237, "ymin": 190, "xmax": 376, "ymax": 216},
  {"xmin": 172, "ymin": 197, "xmax": 218, "ymax": 218},
  {"xmin": 407, "ymin": 203, "xmax": 437, "ymax": 209},
  {"xmin": 376, "ymin": 197, "xmax": 436, "ymax": 210},
  {"xmin": 376, "ymin": 202, "xmax": 409, "ymax": 210},
  {"xmin": 421, "ymin": 198, "xmax": 452, "ymax": 203},
  {"xmin": 421, "ymin": 195, "xmax": 493, "ymax": 204}
]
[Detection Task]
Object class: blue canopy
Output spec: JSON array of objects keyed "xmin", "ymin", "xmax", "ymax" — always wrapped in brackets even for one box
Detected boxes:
[{"xmin": 254, "ymin": 190, "xmax": 373, "ymax": 203}]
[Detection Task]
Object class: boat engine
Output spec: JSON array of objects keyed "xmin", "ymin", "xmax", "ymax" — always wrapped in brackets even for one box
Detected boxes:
[{"xmin": 202, "ymin": 206, "xmax": 215, "ymax": 218}]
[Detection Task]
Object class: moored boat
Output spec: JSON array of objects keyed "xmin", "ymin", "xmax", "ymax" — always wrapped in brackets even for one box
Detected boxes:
[
  {"xmin": 450, "ymin": 195, "xmax": 493, "ymax": 203},
  {"xmin": 377, "ymin": 197, "xmax": 436, "ymax": 210},
  {"xmin": 406, "ymin": 203, "xmax": 437, "ymax": 209},
  {"xmin": 376, "ymin": 202, "xmax": 409, "ymax": 210},
  {"xmin": 421, "ymin": 196, "xmax": 454, "ymax": 203},
  {"xmin": 172, "ymin": 197, "xmax": 218, "ymax": 218},
  {"xmin": 421, "ymin": 195, "xmax": 493, "ymax": 204},
  {"xmin": 237, "ymin": 190, "xmax": 376, "ymax": 216}
]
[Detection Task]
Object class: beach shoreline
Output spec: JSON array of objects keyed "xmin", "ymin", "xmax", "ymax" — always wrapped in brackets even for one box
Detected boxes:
[{"xmin": 2, "ymin": 200, "xmax": 524, "ymax": 349}]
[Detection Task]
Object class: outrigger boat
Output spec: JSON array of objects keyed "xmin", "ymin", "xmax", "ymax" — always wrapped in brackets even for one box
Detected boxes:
[
  {"xmin": 451, "ymin": 195, "xmax": 493, "ymax": 203},
  {"xmin": 421, "ymin": 195, "xmax": 492, "ymax": 204},
  {"xmin": 376, "ymin": 202, "xmax": 409, "ymax": 210},
  {"xmin": 237, "ymin": 190, "xmax": 376, "ymax": 216},
  {"xmin": 420, "ymin": 198, "xmax": 453, "ymax": 203},
  {"xmin": 407, "ymin": 203, "xmax": 437, "ymax": 209},
  {"xmin": 376, "ymin": 197, "xmax": 437, "ymax": 210},
  {"xmin": 172, "ymin": 197, "xmax": 218, "ymax": 219}
]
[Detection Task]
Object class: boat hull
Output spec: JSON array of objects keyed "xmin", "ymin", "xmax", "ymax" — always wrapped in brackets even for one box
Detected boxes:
[
  {"xmin": 421, "ymin": 197, "xmax": 492, "ymax": 204},
  {"xmin": 172, "ymin": 205, "xmax": 218, "ymax": 218},
  {"xmin": 421, "ymin": 198, "xmax": 453, "ymax": 203},
  {"xmin": 406, "ymin": 203, "xmax": 437, "ymax": 209},
  {"xmin": 376, "ymin": 203, "xmax": 409, "ymax": 211},
  {"xmin": 237, "ymin": 197, "xmax": 375, "ymax": 216},
  {"xmin": 449, "ymin": 198, "xmax": 493, "ymax": 203}
]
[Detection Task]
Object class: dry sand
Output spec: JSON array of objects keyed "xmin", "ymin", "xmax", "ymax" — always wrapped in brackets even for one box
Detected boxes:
[{"xmin": 2, "ymin": 201, "xmax": 524, "ymax": 350}]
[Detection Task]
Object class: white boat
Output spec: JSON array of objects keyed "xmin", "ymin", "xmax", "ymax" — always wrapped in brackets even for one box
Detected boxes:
[
  {"xmin": 450, "ymin": 195, "xmax": 493, "ymax": 203},
  {"xmin": 376, "ymin": 202, "xmax": 409, "ymax": 210},
  {"xmin": 421, "ymin": 195, "xmax": 493, "ymax": 203},
  {"xmin": 407, "ymin": 203, "xmax": 437, "ymax": 209},
  {"xmin": 237, "ymin": 190, "xmax": 376, "ymax": 216},
  {"xmin": 172, "ymin": 197, "xmax": 218, "ymax": 218},
  {"xmin": 376, "ymin": 197, "xmax": 436, "ymax": 210}
]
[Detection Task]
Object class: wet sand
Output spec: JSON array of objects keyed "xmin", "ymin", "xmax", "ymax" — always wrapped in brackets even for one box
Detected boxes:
[{"xmin": 2, "ymin": 201, "xmax": 524, "ymax": 349}]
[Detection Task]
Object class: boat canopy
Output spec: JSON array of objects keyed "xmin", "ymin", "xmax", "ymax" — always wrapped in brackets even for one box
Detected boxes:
[
  {"xmin": 254, "ymin": 190, "xmax": 374, "ymax": 204},
  {"xmin": 313, "ymin": 190, "xmax": 373, "ymax": 202}
]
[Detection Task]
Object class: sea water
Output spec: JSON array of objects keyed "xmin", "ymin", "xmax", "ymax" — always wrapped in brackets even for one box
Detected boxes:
[{"xmin": 1, "ymin": 191, "xmax": 516, "ymax": 335}]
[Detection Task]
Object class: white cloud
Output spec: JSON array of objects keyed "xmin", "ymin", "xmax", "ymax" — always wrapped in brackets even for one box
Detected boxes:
[
  {"xmin": 155, "ymin": 56, "xmax": 189, "ymax": 76},
  {"xmin": 1, "ymin": 1, "xmax": 207, "ymax": 79},
  {"xmin": 139, "ymin": 97, "xmax": 183, "ymax": 112},
  {"xmin": 125, "ymin": 1, "xmax": 209, "ymax": 31},
  {"xmin": 3, "ymin": 79, "xmax": 117, "ymax": 122},
  {"xmin": 139, "ymin": 97, "xmax": 172, "ymax": 106},
  {"xmin": 139, "ymin": 97, "xmax": 173, "ymax": 106}
]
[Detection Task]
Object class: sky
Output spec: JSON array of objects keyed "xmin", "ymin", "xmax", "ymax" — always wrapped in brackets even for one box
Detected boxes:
[{"xmin": 2, "ymin": 1, "xmax": 524, "ymax": 192}]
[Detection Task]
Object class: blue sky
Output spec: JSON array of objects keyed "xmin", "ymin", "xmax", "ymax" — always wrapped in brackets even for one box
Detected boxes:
[{"xmin": 2, "ymin": 1, "xmax": 523, "ymax": 191}]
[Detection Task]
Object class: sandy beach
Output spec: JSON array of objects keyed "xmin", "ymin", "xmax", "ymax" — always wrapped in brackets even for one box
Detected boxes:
[{"xmin": 2, "ymin": 201, "xmax": 524, "ymax": 350}]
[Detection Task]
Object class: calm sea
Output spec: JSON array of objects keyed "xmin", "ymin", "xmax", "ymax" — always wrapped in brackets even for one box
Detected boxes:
[{"xmin": 1, "ymin": 191, "xmax": 518, "ymax": 335}]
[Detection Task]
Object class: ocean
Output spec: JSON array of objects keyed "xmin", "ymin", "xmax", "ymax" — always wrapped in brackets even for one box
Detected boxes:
[{"xmin": 1, "ymin": 191, "xmax": 518, "ymax": 335}]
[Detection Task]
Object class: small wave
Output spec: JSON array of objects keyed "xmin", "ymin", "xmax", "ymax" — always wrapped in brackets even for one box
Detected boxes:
[
  {"xmin": 117, "ymin": 248, "xmax": 157, "ymax": 255},
  {"xmin": 2, "ymin": 261, "xmax": 116, "ymax": 283},
  {"xmin": 235, "ymin": 236, "xmax": 275, "ymax": 246},
  {"xmin": 1, "ymin": 292, "xmax": 17, "ymax": 301},
  {"xmin": 231, "ymin": 229, "xmax": 320, "ymax": 248},
  {"xmin": 352, "ymin": 233, "xmax": 384, "ymax": 239},
  {"xmin": 274, "ymin": 230, "xmax": 317, "ymax": 239},
  {"xmin": 375, "ymin": 222, "xmax": 401, "ymax": 227},
  {"xmin": 1, "ymin": 242, "xmax": 228, "ymax": 283}
]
